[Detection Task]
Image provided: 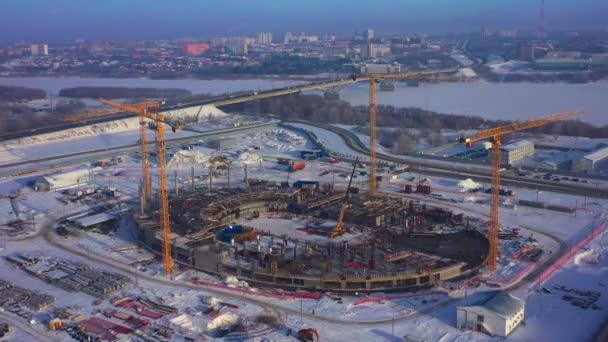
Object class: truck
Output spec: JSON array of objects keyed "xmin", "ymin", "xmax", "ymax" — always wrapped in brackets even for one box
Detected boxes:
[{"xmin": 288, "ymin": 162, "xmax": 306, "ymax": 172}]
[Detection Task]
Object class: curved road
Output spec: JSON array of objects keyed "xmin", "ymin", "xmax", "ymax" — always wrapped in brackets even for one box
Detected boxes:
[{"xmin": 285, "ymin": 121, "xmax": 608, "ymax": 199}]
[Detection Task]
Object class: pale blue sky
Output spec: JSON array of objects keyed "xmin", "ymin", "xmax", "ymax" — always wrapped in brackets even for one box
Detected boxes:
[{"xmin": 0, "ymin": 0, "xmax": 606, "ymax": 42}]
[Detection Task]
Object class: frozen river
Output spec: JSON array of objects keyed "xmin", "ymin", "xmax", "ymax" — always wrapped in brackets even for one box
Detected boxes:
[{"xmin": 0, "ymin": 76, "xmax": 607, "ymax": 125}]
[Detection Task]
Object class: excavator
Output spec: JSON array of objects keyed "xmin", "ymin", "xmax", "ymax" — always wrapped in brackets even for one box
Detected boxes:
[{"xmin": 329, "ymin": 158, "xmax": 358, "ymax": 238}]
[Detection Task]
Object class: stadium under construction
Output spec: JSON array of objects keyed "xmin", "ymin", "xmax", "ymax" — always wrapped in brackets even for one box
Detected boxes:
[{"xmin": 135, "ymin": 181, "xmax": 489, "ymax": 293}]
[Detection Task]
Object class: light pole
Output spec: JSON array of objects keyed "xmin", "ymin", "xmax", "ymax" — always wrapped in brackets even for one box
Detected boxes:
[
  {"xmin": 391, "ymin": 313, "xmax": 394, "ymax": 340},
  {"xmin": 300, "ymin": 299, "xmax": 303, "ymax": 324}
]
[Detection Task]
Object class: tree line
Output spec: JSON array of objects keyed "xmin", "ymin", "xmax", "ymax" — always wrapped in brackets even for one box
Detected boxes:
[
  {"xmin": 223, "ymin": 93, "xmax": 608, "ymax": 138},
  {"xmin": 0, "ymin": 86, "xmax": 47, "ymax": 102}
]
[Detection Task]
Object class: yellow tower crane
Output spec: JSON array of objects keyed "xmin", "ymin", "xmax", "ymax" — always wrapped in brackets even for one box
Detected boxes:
[
  {"xmin": 363, "ymin": 69, "xmax": 459, "ymax": 195},
  {"xmin": 66, "ymin": 98, "xmax": 184, "ymax": 277},
  {"xmin": 460, "ymin": 110, "xmax": 584, "ymax": 271}
]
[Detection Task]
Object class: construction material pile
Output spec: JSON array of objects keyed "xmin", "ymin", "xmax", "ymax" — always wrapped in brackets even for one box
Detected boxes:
[
  {"xmin": 168, "ymin": 150, "xmax": 208, "ymax": 169},
  {"xmin": 458, "ymin": 178, "xmax": 482, "ymax": 190}
]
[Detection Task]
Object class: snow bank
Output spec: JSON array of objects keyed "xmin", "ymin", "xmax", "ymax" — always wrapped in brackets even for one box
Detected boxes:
[
  {"xmin": 167, "ymin": 150, "xmax": 208, "ymax": 169},
  {"xmin": 0, "ymin": 117, "xmax": 140, "ymax": 148},
  {"xmin": 249, "ymin": 128, "xmax": 307, "ymax": 151},
  {"xmin": 458, "ymin": 178, "xmax": 481, "ymax": 190},
  {"xmin": 195, "ymin": 105, "xmax": 228, "ymax": 121},
  {"xmin": 207, "ymin": 313, "xmax": 239, "ymax": 330},
  {"xmin": 225, "ymin": 275, "xmax": 249, "ymax": 288},
  {"xmin": 238, "ymin": 151, "xmax": 262, "ymax": 165},
  {"xmin": 575, "ymin": 249, "xmax": 600, "ymax": 265}
]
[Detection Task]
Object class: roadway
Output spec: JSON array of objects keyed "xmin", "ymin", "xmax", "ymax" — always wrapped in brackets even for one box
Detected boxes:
[
  {"xmin": 285, "ymin": 120, "xmax": 608, "ymax": 199},
  {"xmin": 0, "ymin": 121, "xmax": 277, "ymax": 178},
  {"xmin": 0, "ymin": 77, "xmax": 359, "ymax": 142}
]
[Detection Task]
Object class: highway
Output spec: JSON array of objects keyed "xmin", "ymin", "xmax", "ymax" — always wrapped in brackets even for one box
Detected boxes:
[
  {"xmin": 0, "ymin": 77, "xmax": 358, "ymax": 142},
  {"xmin": 0, "ymin": 122, "xmax": 277, "ymax": 177},
  {"xmin": 285, "ymin": 120, "xmax": 608, "ymax": 199}
]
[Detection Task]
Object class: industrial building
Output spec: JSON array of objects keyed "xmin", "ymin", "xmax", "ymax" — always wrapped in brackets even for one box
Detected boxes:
[
  {"xmin": 35, "ymin": 169, "xmax": 93, "ymax": 192},
  {"xmin": 209, "ymin": 137, "xmax": 237, "ymax": 150},
  {"xmin": 500, "ymin": 140, "xmax": 535, "ymax": 166},
  {"xmin": 457, "ymin": 291, "xmax": 525, "ymax": 337},
  {"xmin": 572, "ymin": 146, "xmax": 608, "ymax": 174},
  {"xmin": 73, "ymin": 213, "xmax": 118, "ymax": 231}
]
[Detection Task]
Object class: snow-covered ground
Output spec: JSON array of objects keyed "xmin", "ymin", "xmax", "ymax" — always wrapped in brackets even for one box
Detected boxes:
[{"xmin": 1, "ymin": 116, "xmax": 608, "ymax": 341}]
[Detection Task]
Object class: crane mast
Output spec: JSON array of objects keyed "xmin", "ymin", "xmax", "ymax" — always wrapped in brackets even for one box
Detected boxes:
[
  {"xmin": 365, "ymin": 70, "xmax": 458, "ymax": 195},
  {"xmin": 65, "ymin": 98, "xmax": 176, "ymax": 277},
  {"xmin": 461, "ymin": 110, "xmax": 583, "ymax": 271}
]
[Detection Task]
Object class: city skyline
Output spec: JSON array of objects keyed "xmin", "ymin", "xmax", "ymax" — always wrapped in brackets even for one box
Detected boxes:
[{"xmin": 0, "ymin": 0, "xmax": 607, "ymax": 42}]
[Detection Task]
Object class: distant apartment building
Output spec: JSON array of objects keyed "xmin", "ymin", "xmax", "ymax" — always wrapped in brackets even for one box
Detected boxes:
[
  {"xmin": 210, "ymin": 37, "xmax": 227, "ymax": 48},
  {"xmin": 366, "ymin": 28, "xmax": 375, "ymax": 41},
  {"xmin": 500, "ymin": 140, "xmax": 535, "ymax": 166},
  {"xmin": 498, "ymin": 30, "xmax": 518, "ymax": 38},
  {"xmin": 357, "ymin": 63, "xmax": 401, "ymax": 74},
  {"xmin": 572, "ymin": 147, "xmax": 608, "ymax": 174},
  {"xmin": 257, "ymin": 32, "xmax": 273, "ymax": 44},
  {"xmin": 519, "ymin": 43, "xmax": 535, "ymax": 62},
  {"xmin": 324, "ymin": 46, "xmax": 350, "ymax": 57},
  {"xmin": 361, "ymin": 44, "xmax": 391, "ymax": 59},
  {"xmin": 225, "ymin": 42, "xmax": 248, "ymax": 55},
  {"xmin": 31, "ymin": 44, "xmax": 48, "ymax": 56},
  {"xmin": 283, "ymin": 32, "xmax": 293, "ymax": 44},
  {"xmin": 182, "ymin": 43, "xmax": 209, "ymax": 56}
]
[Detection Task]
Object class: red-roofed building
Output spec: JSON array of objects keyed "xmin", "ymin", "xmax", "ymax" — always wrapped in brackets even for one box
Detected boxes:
[{"xmin": 183, "ymin": 43, "xmax": 210, "ymax": 56}]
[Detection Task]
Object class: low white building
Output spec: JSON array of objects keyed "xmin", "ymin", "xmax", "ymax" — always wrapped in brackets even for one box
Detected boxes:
[
  {"xmin": 572, "ymin": 146, "xmax": 608, "ymax": 174},
  {"xmin": 501, "ymin": 140, "xmax": 535, "ymax": 166},
  {"xmin": 35, "ymin": 169, "xmax": 92, "ymax": 192},
  {"xmin": 456, "ymin": 291, "xmax": 525, "ymax": 337}
]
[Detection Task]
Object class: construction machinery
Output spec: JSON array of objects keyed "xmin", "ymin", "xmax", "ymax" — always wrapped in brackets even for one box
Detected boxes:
[
  {"xmin": 330, "ymin": 158, "xmax": 358, "ymax": 238},
  {"xmin": 297, "ymin": 328, "xmax": 320, "ymax": 342},
  {"xmin": 363, "ymin": 69, "xmax": 459, "ymax": 195},
  {"xmin": 460, "ymin": 110, "xmax": 584, "ymax": 271},
  {"xmin": 65, "ymin": 98, "xmax": 184, "ymax": 277}
]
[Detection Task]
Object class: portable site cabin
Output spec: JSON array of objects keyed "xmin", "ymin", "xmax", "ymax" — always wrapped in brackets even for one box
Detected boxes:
[{"xmin": 456, "ymin": 291, "xmax": 525, "ymax": 337}]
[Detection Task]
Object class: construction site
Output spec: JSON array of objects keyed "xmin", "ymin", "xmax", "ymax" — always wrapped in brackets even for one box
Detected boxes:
[
  {"xmin": 1, "ymin": 64, "xmax": 607, "ymax": 341},
  {"xmin": 136, "ymin": 184, "xmax": 489, "ymax": 292}
]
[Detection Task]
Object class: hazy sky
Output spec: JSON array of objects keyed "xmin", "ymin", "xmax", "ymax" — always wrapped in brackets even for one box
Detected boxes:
[{"xmin": 1, "ymin": 0, "xmax": 606, "ymax": 42}]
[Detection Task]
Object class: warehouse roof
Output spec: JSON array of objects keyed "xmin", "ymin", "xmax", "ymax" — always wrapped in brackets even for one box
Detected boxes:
[
  {"xmin": 74, "ymin": 213, "xmax": 117, "ymax": 228},
  {"xmin": 481, "ymin": 291, "xmax": 524, "ymax": 319},
  {"xmin": 37, "ymin": 169, "xmax": 91, "ymax": 189},
  {"xmin": 584, "ymin": 146, "xmax": 608, "ymax": 162},
  {"xmin": 501, "ymin": 140, "xmax": 533, "ymax": 152}
]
